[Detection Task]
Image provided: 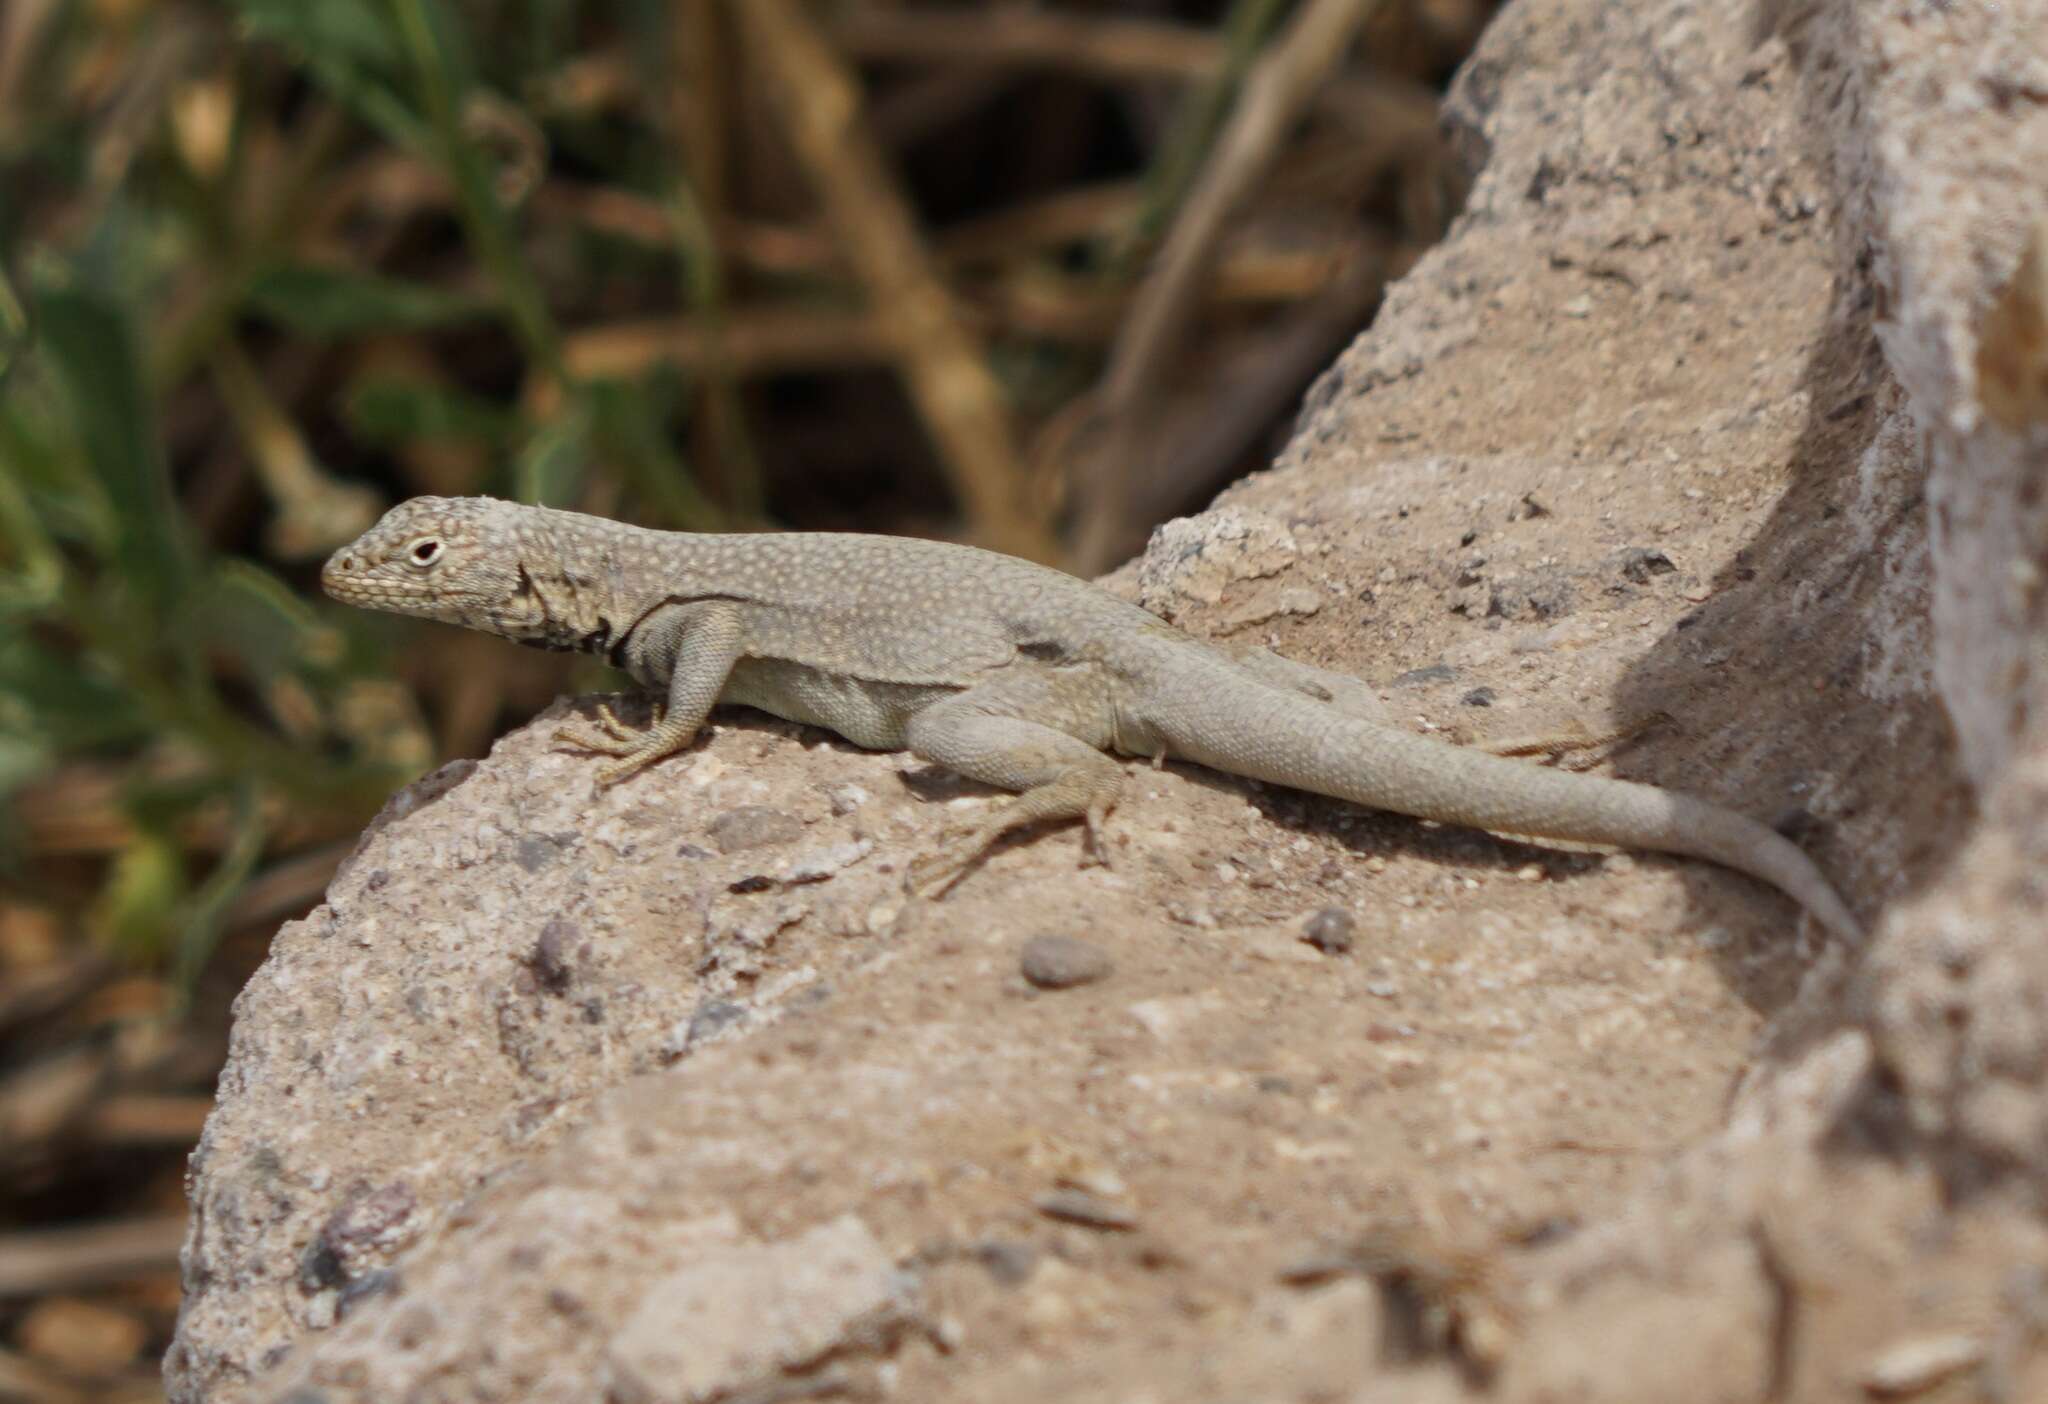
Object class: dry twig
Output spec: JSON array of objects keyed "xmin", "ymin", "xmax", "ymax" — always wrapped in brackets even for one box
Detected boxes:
[
  {"xmin": 1074, "ymin": 0, "xmax": 1388, "ymax": 571},
  {"xmin": 731, "ymin": 0, "xmax": 1056, "ymax": 561},
  {"xmin": 0, "ymin": 1218, "xmax": 187, "ymax": 1298}
]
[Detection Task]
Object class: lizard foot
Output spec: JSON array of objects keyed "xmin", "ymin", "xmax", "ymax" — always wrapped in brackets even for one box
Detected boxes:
[
  {"xmin": 905, "ymin": 802, "xmax": 1115, "ymax": 899},
  {"xmin": 592, "ymin": 699, "xmax": 662, "ymax": 741},
  {"xmin": 555, "ymin": 703, "xmax": 693, "ymax": 785},
  {"xmin": 553, "ymin": 721, "xmax": 639, "ymax": 758},
  {"xmin": 1477, "ymin": 711, "xmax": 1669, "ymax": 771}
]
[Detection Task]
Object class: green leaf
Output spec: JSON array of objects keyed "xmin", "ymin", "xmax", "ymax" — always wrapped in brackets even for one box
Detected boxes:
[
  {"xmin": 231, "ymin": 0, "xmax": 404, "ymax": 68},
  {"xmin": 346, "ymin": 375, "xmax": 511, "ymax": 444},
  {"xmin": 0, "ymin": 734, "xmax": 55, "ymax": 811},
  {"xmin": 31, "ymin": 278, "xmax": 192, "ymax": 605},
  {"xmin": 195, "ymin": 560, "xmax": 329, "ymax": 681},
  {"xmin": 0, "ymin": 633, "xmax": 153, "ymax": 752},
  {"xmin": 0, "ymin": 428, "xmax": 65, "ymax": 617},
  {"xmin": 229, "ymin": 0, "xmax": 428, "ymax": 151},
  {"xmin": 246, "ymin": 263, "xmax": 491, "ymax": 336},
  {"xmin": 512, "ymin": 400, "xmax": 592, "ymax": 507},
  {"xmin": 588, "ymin": 379, "xmax": 721, "ymax": 529},
  {"xmin": 0, "ymin": 259, "xmax": 30, "ymax": 390},
  {"xmin": 94, "ymin": 829, "xmax": 189, "ymax": 959},
  {"xmin": 172, "ymin": 784, "xmax": 265, "ymax": 1002}
]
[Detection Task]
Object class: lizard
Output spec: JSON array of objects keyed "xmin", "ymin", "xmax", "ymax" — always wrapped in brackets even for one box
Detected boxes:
[{"xmin": 322, "ymin": 496, "xmax": 1862, "ymax": 941}]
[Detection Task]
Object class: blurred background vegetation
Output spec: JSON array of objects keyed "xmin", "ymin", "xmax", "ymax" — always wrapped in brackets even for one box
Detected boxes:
[{"xmin": 0, "ymin": 0, "xmax": 1480, "ymax": 1395}]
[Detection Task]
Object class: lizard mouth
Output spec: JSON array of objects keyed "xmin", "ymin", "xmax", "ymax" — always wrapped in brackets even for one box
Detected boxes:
[
  {"xmin": 320, "ymin": 552, "xmax": 431, "ymax": 609},
  {"xmin": 321, "ymin": 551, "xmax": 381, "ymax": 601}
]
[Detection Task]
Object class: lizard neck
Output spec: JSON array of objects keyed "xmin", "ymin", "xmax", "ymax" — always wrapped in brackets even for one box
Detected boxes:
[{"xmin": 503, "ymin": 517, "xmax": 657, "ymax": 659}]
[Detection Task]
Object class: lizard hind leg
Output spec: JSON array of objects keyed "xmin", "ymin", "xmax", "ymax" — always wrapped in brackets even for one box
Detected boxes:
[
  {"xmin": 1215, "ymin": 643, "xmax": 1393, "ymax": 725},
  {"xmin": 901, "ymin": 702, "xmax": 1125, "ymax": 897}
]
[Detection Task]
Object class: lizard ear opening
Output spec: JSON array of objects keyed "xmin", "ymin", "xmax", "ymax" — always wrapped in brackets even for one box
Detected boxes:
[{"xmin": 409, "ymin": 539, "xmax": 444, "ymax": 568}]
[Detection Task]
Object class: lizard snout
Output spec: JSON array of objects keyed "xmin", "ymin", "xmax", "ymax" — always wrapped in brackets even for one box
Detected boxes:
[{"xmin": 321, "ymin": 549, "xmax": 361, "ymax": 599}]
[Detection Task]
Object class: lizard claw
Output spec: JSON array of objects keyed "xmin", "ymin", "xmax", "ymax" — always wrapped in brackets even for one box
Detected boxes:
[
  {"xmin": 593, "ymin": 745, "xmax": 669, "ymax": 786},
  {"xmin": 905, "ymin": 803, "xmax": 1115, "ymax": 898},
  {"xmin": 553, "ymin": 721, "xmax": 641, "ymax": 757},
  {"xmin": 555, "ymin": 701, "xmax": 695, "ymax": 785},
  {"xmin": 1081, "ymin": 800, "xmax": 1115, "ymax": 870},
  {"xmin": 594, "ymin": 699, "xmax": 663, "ymax": 742},
  {"xmin": 905, "ymin": 820, "xmax": 1000, "ymax": 899}
]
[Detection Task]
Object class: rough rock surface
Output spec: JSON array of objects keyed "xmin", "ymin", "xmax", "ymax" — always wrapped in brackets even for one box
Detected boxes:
[{"xmin": 169, "ymin": 0, "xmax": 2048, "ymax": 1399}]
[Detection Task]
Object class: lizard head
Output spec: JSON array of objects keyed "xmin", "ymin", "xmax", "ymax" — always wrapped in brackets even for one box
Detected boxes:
[{"xmin": 323, "ymin": 496, "xmax": 549, "ymax": 637}]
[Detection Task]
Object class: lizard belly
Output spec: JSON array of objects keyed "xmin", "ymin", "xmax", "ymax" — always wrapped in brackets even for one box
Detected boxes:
[{"xmin": 719, "ymin": 656, "xmax": 953, "ymax": 750}]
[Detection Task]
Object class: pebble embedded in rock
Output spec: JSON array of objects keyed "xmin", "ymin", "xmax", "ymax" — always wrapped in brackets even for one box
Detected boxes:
[
  {"xmin": 974, "ymin": 1240, "xmax": 1038, "ymax": 1286},
  {"xmin": 1615, "ymin": 546, "xmax": 1677, "ymax": 583},
  {"xmin": 706, "ymin": 806, "xmax": 804, "ymax": 854},
  {"xmin": 1019, "ymin": 935, "xmax": 1113, "ymax": 989},
  {"xmin": 526, "ymin": 917, "xmax": 578, "ymax": 995},
  {"xmin": 1035, "ymin": 1189, "xmax": 1137, "ymax": 1230},
  {"xmin": 1301, "ymin": 908, "xmax": 1356, "ymax": 955}
]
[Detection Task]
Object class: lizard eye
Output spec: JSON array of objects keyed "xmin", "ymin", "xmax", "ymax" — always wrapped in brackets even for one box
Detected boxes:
[{"xmin": 408, "ymin": 539, "xmax": 444, "ymax": 568}]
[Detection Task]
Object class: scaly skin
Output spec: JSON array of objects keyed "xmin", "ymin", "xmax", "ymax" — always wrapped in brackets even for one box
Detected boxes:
[{"xmin": 323, "ymin": 496, "xmax": 1862, "ymax": 940}]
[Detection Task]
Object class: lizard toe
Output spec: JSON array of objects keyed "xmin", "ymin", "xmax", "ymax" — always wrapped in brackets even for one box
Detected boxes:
[{"xmin": 554, "ymin": 722, "xmax": 640, "ymax": 757}]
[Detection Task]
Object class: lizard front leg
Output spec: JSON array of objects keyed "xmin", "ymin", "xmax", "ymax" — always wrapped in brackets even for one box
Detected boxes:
[{"xmin": 555, "ymin": 601, "xmax": 744, "ymax": 785}]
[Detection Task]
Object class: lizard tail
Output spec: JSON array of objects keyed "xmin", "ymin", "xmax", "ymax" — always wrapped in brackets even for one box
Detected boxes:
[{"xmin": 1147, "ymin": 675, "xmax": 1862, "ymax": 942}]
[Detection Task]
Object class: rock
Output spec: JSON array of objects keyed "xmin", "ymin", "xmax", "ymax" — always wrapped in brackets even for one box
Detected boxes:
[
  {"xmin": 605, "ymin": 1215, "xmax": 916, "ymax": 1404},
  {"xmin": 168, "ymin": 0, "xmax": 2045, "ymax": 1399},
  {"xmin": 973, "ymin": 1241, "xmax": 1039, "ymax": 1287},
  {"xmin": 1614, "ymin": 547, "xmax": 1677, "ymax": 583},
  {"xmin": 706, "ymin": 806, "xmax": 804, "ymax": 854},
  {"xmin": 1034, "ymin": 1189, "xmax": 1138, "ymax": 1231},
  {"xmin": 1860, "ymin": 1333, "xmax": 1986, "ymax": 1398},
  {"xmin": 1300, "ymin": 908, "xmax": 1356, "ymax": 955},
  {"xmin": 1019, "ymin": 935, "xmax": 1113, "ymax": 989}
]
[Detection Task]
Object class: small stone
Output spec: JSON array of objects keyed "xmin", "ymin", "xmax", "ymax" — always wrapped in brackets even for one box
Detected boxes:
[
  {"xmin": 526, "ymin": 917, "xmax": 578, "ymax": 995},
  {"xmin": 1516, "ymin": 864, "xmax": 1545, "ymax": 882},
  {"xmin": 1615, "ymin": 547, "xmax": 1677, "ymax": 583},
  {"xmin": 779, "ymin": 839, "xmax": 872, "ymax": 884},
  {"xmin": 825, "ymin": 783, "xmax": 871, "ymax": 816},
  {"xmin": 1861, "ymin": 1333, "xmax": 1985, "ymax": 1397},
  {"xmin": 607, "ymin": 1215, "xmax": 913, "ymax": 1404},
  {"xmin": 1276, "ymin": 1251, "xmax": 1358, "ymax": 1286},
  {"xmin": 1019, "ymin": 935, "xmax": 1113, "ymax": 990},
  {"xmin": 1035, "ymin": 1189, "xmax": 1137, "ymax": 1231},
  {"xmin": 685, "ymin": 1001, "xmax": 747, "ymax": 1048},
  {"xmin": 974, "ymin": 1240, "xmax": 1039, "ymax": 1286},
  {"xmin": 706, "ymin": 806, "xmax": 804, "ymax": 854},
  {"xmin": 337, "ymin": 1268, "xmax": 399, "ymax": 1320},
  {"xmin": 1301, "ymin": 908, "xmax": 1356, "ymax": 955},
  {"xmin": 1128, "ymin": 991, "xmax": 1225, "ymax": 1041}
]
